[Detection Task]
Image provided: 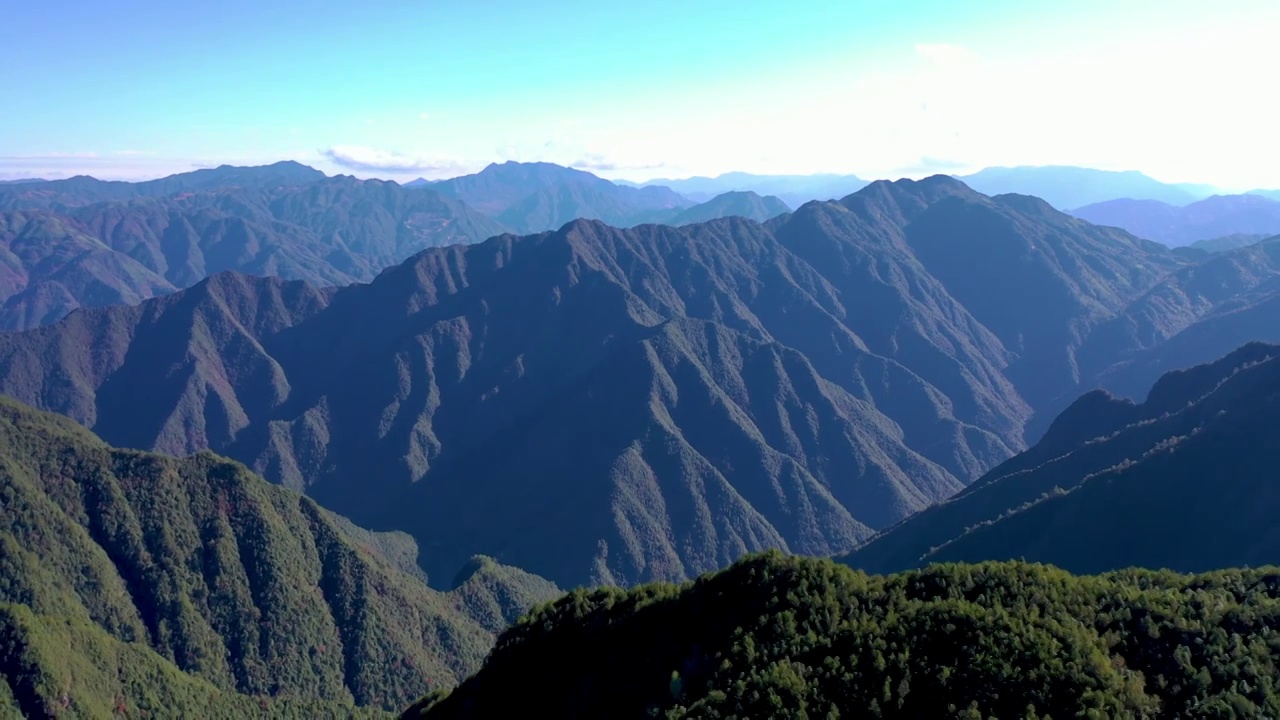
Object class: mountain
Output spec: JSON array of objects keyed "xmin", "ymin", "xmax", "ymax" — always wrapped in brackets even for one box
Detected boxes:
[
  {"xmin": 0, "ymin": 178, "xmax": 45, "ymax": 185},
  {"xmin": 1251, "ymin": 189, "xmax": 1280, "ymax": 202},
  {"xmin": 0, "ymin": 175, "xmax": 506, "ymax": 329},
  {"xmin": 1078, "ymin": 238, "xmax": 1280, "ymax": 403},
  {"xmin": 407, "ymin": 552, "xmax": 1280, "ymax": 719},
  {"xmin": 1071, "ymin": 194, "xmax": 1280, "ymax": 246},
  {"xmin": 430, "ymin": 161, "xmax": 692, "ymax": 233},
  {"xmin": 1190, "ymin": 233, "xmax": 1272, "ymax": 253},
  {"xmin": 955, "ymin": 165, "xmax": 1216, "ymax": 210},
  {"xmin": 0, "ymin": 161, "xmax": 327, "ymax": 211},
  {"xmin": 665, "ymin": 190, "xmax": 790, "ymax": 225},
  {"xmin": 623, "ymin": 171, "xmax": 868, "ymax": 208},
  {"xmin": 842, "ymin": 342, "xmax": 1280, "ymax": 575},
  {"xmin": 0, "ymin": 394, "xmax": 558, "ymax": 716},
  {"xmin": 0, "ymin": 176, "xmax": 1217, "ymax": 591}
]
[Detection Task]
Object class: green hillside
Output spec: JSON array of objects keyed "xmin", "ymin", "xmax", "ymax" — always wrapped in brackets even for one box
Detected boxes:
[{"xmin": 0, "ymin": 396, "xmax": 558, "ymax": 715}]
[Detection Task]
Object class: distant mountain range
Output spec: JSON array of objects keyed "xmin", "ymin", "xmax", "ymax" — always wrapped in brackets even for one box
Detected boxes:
[
  {"xmin": 0, "ymin": 395, "xmax": 557, "ymax": 716},
  {"xmin": 618, "ymin": 171, "xmax": 869, "ymax": 208},
  {"xmin": 955, "ymin": 165, "xmax": 1219, "ymax": 210},
  {"xmin": 3, "ymin": 176, "xmax": 1280, "ymax": 591},
  {"xmin": 428, "ymin": 161, "xmax": 692, "ymax": 233},
  {"xmin": 843, "ymin": 341, "xmax": 1280, "ymax": 575},
  {"xmin": 666, "ymin": 190, "xmax": 790, "ymax": 225},
  {"xmin": 0, "ymin": 161, "xmax": 327, "ymax": 209},
  {"xmin": 1071, "ymin": 194, "xmax": 1280, "ymax": 246},
  {"xmin": 1189, "ymin": 233, "xmax": 1272, "ymax": 253},
  {"xmin": 0, "ymin": 165, "xmax": 505, "ymax": 329}
]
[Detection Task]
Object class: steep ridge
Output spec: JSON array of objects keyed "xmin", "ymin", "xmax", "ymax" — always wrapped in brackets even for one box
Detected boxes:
[
  {"xmin": 842, "ymin": 342, "xmax": 1280, "ymax": 574},
  {"xmin": 0, "ymin": 175, "xmax": 506, "ymax": 329},
  {"xmin": 0, "ymin": 395, "xmax": 558, "ymax": 715},
  {"xmin": 408, "ymin": 553, "xmax": 1280, "ymax": 719}
]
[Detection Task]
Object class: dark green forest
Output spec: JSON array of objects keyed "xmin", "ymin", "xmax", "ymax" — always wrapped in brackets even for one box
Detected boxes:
[{"xmin": 413, "ymin": 552, "xmax": 1280, "ymax": 719}]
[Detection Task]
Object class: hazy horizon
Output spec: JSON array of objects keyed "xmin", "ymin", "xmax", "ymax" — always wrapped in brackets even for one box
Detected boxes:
[{"xmin": 3, "ymin": 0, "xmax": 1278, "ymax": 191}]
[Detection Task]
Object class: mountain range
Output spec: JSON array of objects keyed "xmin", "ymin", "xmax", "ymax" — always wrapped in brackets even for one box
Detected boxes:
[
  {"xmin": 1071, "ymin": 194, "xmax": 1280, "ymax": 246},
  {"xmin": 3, "ymin": 175, "xmax": 1279, "ymax": 592},
  {"xmin": 0, "ymin": 395, "xmax": 557, "ymax": 716},
  {"xmin": 955, "ymin": 165, "xmax": 1219, "ymax": 210},
  {"xmin": 0, "ymin": 167, "xmax": 506, "ymax": 330},
  {"xmin": 1189, "ymin": 233, "xmax": 1272, "ymax": 253},
  {"xmin": 619, "ymin": 172, "xmax": 869, "ymax": 208},
  {"xmin": 0, "ymin": 163, "xmax": 835, "ymax": 332}
]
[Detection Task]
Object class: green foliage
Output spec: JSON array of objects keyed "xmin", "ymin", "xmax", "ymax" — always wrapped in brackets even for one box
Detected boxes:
[
  {"xmin": 0, "ymin": 396, "xmax": 558, "ymax": 714},
  {"xmin": 0, "ymin": 603, "xmax": 384, "ymax": 719},
  {"xmin": 413, "ymin": 553, "xmax": 1280, "ymax": 719}
]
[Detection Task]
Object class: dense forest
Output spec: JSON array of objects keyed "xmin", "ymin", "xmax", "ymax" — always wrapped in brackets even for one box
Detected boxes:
[{"xmin": 411, "ymin": 552, "xmax": 1280, "ymax": 719}]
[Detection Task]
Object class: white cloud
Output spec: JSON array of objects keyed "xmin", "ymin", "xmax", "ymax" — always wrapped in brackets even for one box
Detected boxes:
[
  {"xmin": 319, "ymin": 145, "xmax": 470, "ymax": 177},
  {"xmin": 579, "ymin": 11, "xmax": 1280, "ymax": 187}
]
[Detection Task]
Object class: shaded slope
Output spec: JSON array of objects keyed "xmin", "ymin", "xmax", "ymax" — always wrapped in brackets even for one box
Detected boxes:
[
  {"xmin": 843, "ymin": 342, "xmax": 1280, "ymax": 575},
  {"xmin": 0, "ymin": 211, "xmax": 177, "ymax": 330},
  {"xmin": 409, "ymin": 553, "xmax": 1280, "ymax": 719},
  {"xmin": 0, "ymin": 395, "xmax": 559, "ymax": 713}
]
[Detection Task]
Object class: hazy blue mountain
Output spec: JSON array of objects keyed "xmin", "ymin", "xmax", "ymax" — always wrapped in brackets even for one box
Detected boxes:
[
  {"xmin": 0, "ymin": 174, "xmax": 505, "ymax": 329},
  {"xmin": 1250, "ymin": 189, "xmax": 1280, "ymax": 201},
  {"xmin": 430, "ymin": 161, "xmax": 692, "ymax": 233},
  {"xmin": 621, "ymin": 171, "xmax": 869, "ymax": 208},
  {"xmin": 665, "ymin": 190, "xmax": 791, "ymax": 225},
  {"xmin": 1190, "ymin": 233, "xmax": 1272, "ymax": 253},
  {"xmin": 956, "ymin": 165, "xmax": 1217, "ymax": 210},
  {"xmin": 1071, "ymin": 194, "xmax": 1280, "ymax": 246},
  {"xmin": 0, "ymin": 161, "xmax": 327, "ymax": 210}
]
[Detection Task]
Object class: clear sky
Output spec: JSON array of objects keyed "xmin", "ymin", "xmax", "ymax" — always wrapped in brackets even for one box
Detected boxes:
[{"xmin": 2, "ymin": 0, "xmax": 1277, "ymax": 189}]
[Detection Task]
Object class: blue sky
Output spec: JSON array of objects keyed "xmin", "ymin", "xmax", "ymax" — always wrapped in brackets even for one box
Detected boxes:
[{"xmin": 2, "ymin": 0, "xmax": 1277, "ymax": 188}]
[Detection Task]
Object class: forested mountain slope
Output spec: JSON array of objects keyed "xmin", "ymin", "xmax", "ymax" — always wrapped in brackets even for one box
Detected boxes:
[{"xmin": 0, "ymin": 396, "xmax": 557, "ymax": 715}]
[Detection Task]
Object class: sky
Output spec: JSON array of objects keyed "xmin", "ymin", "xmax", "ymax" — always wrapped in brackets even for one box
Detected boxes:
[{"xmin": 2, "ymin": 0, "xmax": 1278, "ymax": 190}]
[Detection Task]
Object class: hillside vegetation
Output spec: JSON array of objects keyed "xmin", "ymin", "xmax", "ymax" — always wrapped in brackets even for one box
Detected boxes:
[{"xmin": 411, "ymin": 553, "xmax": 1280, "ymax": 719}]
